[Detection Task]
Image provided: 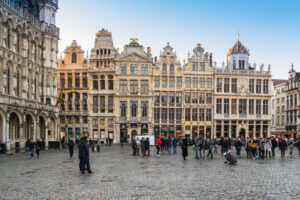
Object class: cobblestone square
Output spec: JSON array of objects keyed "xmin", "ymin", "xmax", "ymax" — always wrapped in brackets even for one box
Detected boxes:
[{"xmin": 1, "ymin": 146, "xmax": 300, "ymax": 200}]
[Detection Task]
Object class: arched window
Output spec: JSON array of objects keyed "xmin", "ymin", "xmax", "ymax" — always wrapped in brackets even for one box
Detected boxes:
[
  {"xmin": 16, "ymin": 70, "xmax": 20, "ymax": 97},
  {"xmin": 170, "ymin": 63, "xmax": 174, "ymax": 74},
  {"xmin": 72, "ymin": 53, "xmax": 77, "ymax": 63},
  {"xmin": 162, "ymin": 63, "xmax": 167, "ymax": 75},
  {"xmin": 7, "ymin": 67, "xmax": 10, "ymax": 94},
  {"xmin": 100, "ymin": 75, "xmax": 105, "ymax": 90}
]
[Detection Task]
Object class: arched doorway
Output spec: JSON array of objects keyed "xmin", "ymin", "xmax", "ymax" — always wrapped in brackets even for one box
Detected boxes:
[
  {"xmin": 239, "ymin": 128, "xmax": 245, "ymax": 139},
  {"xmin": 48, "ymin": 118, "xmax": 56, "ymax": 140},
  {"xmin": 9, "ymin": 113, "xmax": 20, "ymax": 141},
  {"xmin": 25, "ymin": 114, "xmax": 34, "ymax": 140},
  {"xmin": 39, "ymin": 116, "xmax": 46, "ymax": 140},
  {"xmin": 131, "ymin": 129, "xmax": 137, "ymax": 142}
]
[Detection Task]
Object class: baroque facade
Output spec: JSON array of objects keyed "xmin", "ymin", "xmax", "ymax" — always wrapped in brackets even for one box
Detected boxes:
[{"xmin": 0, "ymin": 0, "xmax": 59, "ymax": 152}]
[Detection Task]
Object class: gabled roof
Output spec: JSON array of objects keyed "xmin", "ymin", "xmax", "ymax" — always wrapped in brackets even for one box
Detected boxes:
[
  {"xmin": 227, "ymin": 40, "xmax": 249, "ymax": 56},
  {"xmin": 272, "ymin": 79, "xmax": 287, "ymax": 86}
]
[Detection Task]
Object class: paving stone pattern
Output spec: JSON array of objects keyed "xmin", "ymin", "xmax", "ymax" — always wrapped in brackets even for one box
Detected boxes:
[{"xmin": 1, "ymin": 145, "xmax": 300, "ymax": 200}]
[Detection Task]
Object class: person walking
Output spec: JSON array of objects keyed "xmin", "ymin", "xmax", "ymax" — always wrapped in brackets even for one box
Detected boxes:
[
  {"xmin": 271, "ymin": 137, "xmax": 277, "ymax": 158},
  {"xmin": 67, "ymin": 138, "xmax": 75, "ymax": 158},
  {"xmin": 29, "ymin": 139, "xmax": 35, "ymax": 157},
  {"xmin": 155, "ymin": 137, "xmax": 162, "ymax": 156},
  {"xmin": 200, "ymin": 137, "xmax": 207, "ymax": 160},
  {"xmin": 181, "ymin": 136, "xmax": 188, "ymax": 160},
  {"xmin": 206, "ymin": 139, "xmax": 214, "ymax": 159},
  {"xmin": 235, "ymin": 138, "xmax": 243, "ymax": 157},
  {"xmin": 213, "ymin": 138, "xmax": 218, "ymax": 154},
  {"xmin": 78, "ymin": 136, "xmax": 92, "ymax": 174},
  {"xmin": 172, "ymin": 136, "xmax": 178, "ymax": 154},
  {"xmin": 35, "ymin": 139, "xmax": 41, "ymax": 158},
  {"xmin": 278, "ymin": 138, "xmax": 288, "ymax": 159}
]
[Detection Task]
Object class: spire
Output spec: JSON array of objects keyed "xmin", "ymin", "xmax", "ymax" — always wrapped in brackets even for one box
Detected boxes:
[{"xmin": 237, "ymin": 30, "xmax": 240, "ymax": 41}]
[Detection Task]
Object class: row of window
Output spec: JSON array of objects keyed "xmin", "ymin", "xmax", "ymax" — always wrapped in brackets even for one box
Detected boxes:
[
  {"xmin": 119, "ymin": 101, "xmax": 149, "ymax": 117},
  {"xmin": 93, "ymin": 75, "xmax": 114, "ymax": 90},
  {"xmin": 216, "ymin": 99, "xmax": 269, "ymax": 115},
  {"xmin": 120, "ymin": 64, "xmax": 149, "ymax": 75},
  {"xmin": 185, "ymin": 77, "xmax": 212, "ymax": 89},
  {"xmin": 286, "ymin": 111, "xmax": 298, "ymax": 125},
  {"xmin": 61, "ymin": 93, "xmax": 88, "ymax": 111},
  {"xmin": 60, "ymin": 116, "xmax": 89, "ymax": 124},
  {"xmin": 153, "ymin": 108, "xmax": 212, "ymax": 122},
  {"xmin": 119, "ymin": 80, "xmax": 149, "ymax": 95},
  {"xmin": 275, "ymin": 115, "xmax": 285, "ymax": 126},
  {"xmin": 92, "ymin": 96, "xmax": 114, "ymax": 113},
  {"xmin": 286, "ymin": 94, "xmax": 298, "ymax": 109},
  {"xmin": 60, "ymin": 73, "xmax": 88, "ymax": 88}
]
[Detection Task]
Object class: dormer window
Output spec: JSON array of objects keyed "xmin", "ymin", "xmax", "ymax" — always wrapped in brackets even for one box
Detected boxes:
[
  {"xmin": 72, "ymin": 53, "xmax": 77, "ymax": 63},
  {"xmin": 239, "ymin": 60, "xmax": 245, "ymax": 70}
]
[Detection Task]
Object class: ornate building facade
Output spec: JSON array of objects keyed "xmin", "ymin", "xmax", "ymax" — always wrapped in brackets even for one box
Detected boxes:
[
  {"xmin": 0, "ymin": 0, "xmax": 59, "ymax": 152},
  {"xmin": 183, "ymin": 44, "xmax": 214, "ymax": 139},
  {"xmin": 214, "ymin": 38, "xmax": 272, "ymax": 139},
  {"xmin": 152, "ymin": 43, "xmax": 183, "ymax": 138},
  {"xmin": 115, "ymin": 39, "xmax": 153, "ymax": 143},
  {"xmin": 57, "ymin": 40, "xmax": 89, "ymax": 141}
]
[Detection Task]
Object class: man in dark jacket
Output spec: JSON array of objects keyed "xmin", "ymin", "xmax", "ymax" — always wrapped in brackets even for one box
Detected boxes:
[
  {"xmin": 235, "ymin": 138, "xmax": 243, "ymax": 157},
  {"xmin": 224, "ymin": 152, "xmax": 237, "ymax": 165},
  {"xmin": 271, "ymin": 137, "xmax": 277, "ymax": 158},
  {"xmin": 144, "ymin": 138, "xmax": 150, "ymax": 156},
  {"xmin": 181, "ymin": 136, "xmax": 188, "ymax": 160},
  {"xmin": 29, "ymin": 139, "xmax": 35, "ymax": 157},
  {"xmin": 78, "ymin": 137, "xmax": 92, "ymax": 174},
  {"xmin": 67, "ymin": 139, "xmax": 75, "ymax": 158}
]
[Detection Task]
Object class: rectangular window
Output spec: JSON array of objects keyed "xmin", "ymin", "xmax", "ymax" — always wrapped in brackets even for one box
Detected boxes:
[
  {"xmin": 176, "ymin": 77, "xmax": 182, "ymax": 88},
  {"xmin": 176, "ymin": 108, "xmax": 182, "ymax": 121},
  {"xmin": 130, "ymin": 64, "xmax": 138, "ymax": 74},
  {"xmin": 199, "ymin": 108, "xmax": 204, "ymax": 121},
  {"xmin": 100, "ymin": 76, "xmax": 105, "ymax": 90},
  {"xmin": 216, "ymin": 98, "xmax": 222, "ymax": 114},
  {"xmin": 206, "ymin": 109, "xmax": 211, "ymax": 121},
  {"xmin": 120, "ymin": 64, "xmax": 127, "ymax": 74},
  {"xmin": 169, "ymin": 92, "xmax": 175, "ymax": 103},
  {"xmin": 161, "ymin": 92, "xmax": 168, "ymax": 104},
  {"xmin": 206, "ymin": 93, "xmax": 212, "ymax": 104},
  {"xmin": 224, "ymin": 78, "xmax": 230, "ymax": 93},
  {"xmin": 239, "ymin": 60, "xmax": 245, "ymax": 70},
  {"xmin": 100, "ymin": 96, "xmax": 105, "ymax": 113},
  {"xmin": 108, "ymin": 77, "xmax": 113, "ymax": 90},
  {"xmin": 233, "ymin": 60, "xmax": 236, "ymax": 69},
  {"xmin": 154, "ymin": 77, "xmax": 160, "ymax": 88},
  {"xmin": 249, "ymin": 99, "xmax": 254, "ymax": 114},
  {"xmin": 154, "ymin": 92, "xmax": 160, "ymax": 103},
  {"xmin": 75, "ymin": 93, "xmax": 80, "ymax": 111},
  {"xmin": 185, "ymin": 92, "xmax": 191, "ymax": 103},
  {"xmin": 200, "ymin": 78, "xmax": 205, "ymax": 88},
  {"xmin": 185, "ymin": 77, "xmax": 191, "ymax": 88},
  {"xmin": 239, "ymin": 99, "xmax": 247, "ymax": 114},
  {"xmin": 119, "ymin": 79, "xmax": 127, "ymax": 94},
  {"xmin": 256, "ymin": 80, "xmax": 261, "ymax": 94},
  {"xmin": 192, "ymin": 77, "xmax": 198, "ymax": 88},
  {"xmin": 263, "ymin": 100, "xmax": 268, "ymax": 114},
  {"xmin": 169, "ymin": 77, "xmax": 175, "ymax": 88},
  {"xmin": 131, "ymin": 101, "xmax": 137, "ymax": 117},
  {"xmin": 169, "ymin": 108, "xmax": 175, "ymax": 120},
  {"xmin": 224, "ymin": 98, "xmax": 229, "ymax": 114},
  {"xmin": 263, "ymin": 80, "xmax": 268, "ymax": 94},
  {"xmin": 141, "ymin": 80, "xmax": 149, "ymax": 95},
  {"xmin": 154, "ymin": 108, "xmax": 160, "ymax": 120},
  {"xmin": 60, "ymin": 73, "xmax": 65, "ymax": 89},
  {"xmin": 93, "ymin": 76, "xmax": 98, "ymax": 90},
  {"xmin": 249, "ymin": 79, "xmax": 254, "ymax": 93},
  {"xmin": 108, "ymin": 96, "xmax": 113, "ymax": 113},
  {"xmin": 199, "ymin": 93, "xmax": 205, "ymax": 104},
  {"xmin": 217, "ymin": 78, "xmax": 222, "ymax": 92},
  {"xmin": 82, "ymin": 73, "xmax": 87, "ymax": 88},
  {"xmin": 162, "ymin": 77, "xmax": 167, "ymax": 88},
  {"xmin": 162, "ymin": 108, "xmax": 167, "ymax": 120},
  {"xmin": 130, "ymin": 80, "xmax": 138, "ymax": 94},
  {"xmin": 120, "ymin": 101, "xmax": 127, "ymax": 117},
  {"xmin": 185, "ymin": 108, "xmax": 191, "ymax": 121},
  {"xmin": 231, "ymin": 78, "xmax": 237, "ymax": 93},
  {"xmin": 67, "ymin": 73, "xmax": 72, "ymax": 88},
  {"xmin": 206, "ymin": 78, "xmax": 212, "ymax": 88},
  {"xmin": 83, "ymin": 93, "xmax": 88, "ymax": 111},
  {"xmin": 231, "ymin": 99, "xmax": 237, "ymax": 114},
  {"xmin": 141, "ymin": 101, "xmax": 148, "ymax": 117},
  {"xmin": 68, "ymin": 93, "xmax": 73, "ymax": 111},
  {"xmin": 192, "ymin": 108, "xmax": 198, "ymax": 121},
  {"xmin": 141, "ymin": 64, "xmax": 148, "ymax": 75},
  {"xmin": 176, "ymin": 92, "xmax": 182, "ymax": 103},
  {"xmin": 192, "ymin": 62, "xmax": 198, "ymax": 71},
  {"xmin": 75, "ymin": 73, "xmax": 80, "ymax": 88},
  {"xmin": 93, "ymin": 96, "xmax": 98, "ymax": 113},
  {"xmin": 200, "ymin": 62, "xmax": 205, "ymax": 71},
  {"xmin": 192, "ymin": 92, "xmax": 198, "ymax": 104},
  {"xmin": 256, "ymin": 99, "xmax": 261, "ymax": 114}
]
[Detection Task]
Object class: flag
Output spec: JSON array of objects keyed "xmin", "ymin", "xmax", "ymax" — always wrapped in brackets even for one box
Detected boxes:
[{"xmin": 56, "ymin": 89, "xmax": 63, "ymax": 106}]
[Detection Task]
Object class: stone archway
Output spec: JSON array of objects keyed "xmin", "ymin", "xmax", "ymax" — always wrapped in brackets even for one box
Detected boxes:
[
  {"xmin": 25, "ymin": 114, "xmax": 34, "ymax": 140},
  {"xmin": 9, "ymin": 113, "xmax": 20, "ymax": 141},
  {"xmin": 38, "ymin": 116, "xmax": 46, "ymax": 140}
]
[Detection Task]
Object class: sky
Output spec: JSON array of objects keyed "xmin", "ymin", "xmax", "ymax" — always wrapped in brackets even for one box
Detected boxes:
[{"xmin": 56, "ymin": 0, "xmax": 300, "ymax": 79}]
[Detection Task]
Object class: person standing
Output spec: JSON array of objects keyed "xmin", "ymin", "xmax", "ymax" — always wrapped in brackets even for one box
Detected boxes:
[
  {"xmin": 172, "ymin": 136, "xmax": 178, "ymax": 154},
  {"xmin": 78, "ymin": 136, "xmax": 92, "ymax": 174},
  {"xmin": 206, "ymin": 139, "xmax": 214, "ymax": 159},
  {"xmin": 181, "ymin": 136, "xmax": 188, "ymax": 160},
  {"xmin": 67, "ymin": 138, "xmax": 75, "ymax": 158},
  {"xmin": 29, "ymin": 139, "xmax": 35, "ymax": 157},
  {"xmin": 141, "ymin": 137, "xmax": 145, "ymax": 156},
  {"xmin": 235, "ymin": 138, "xmax": 242, "ymax": 157},
  {"xmin": 213, "ymin": 138, "xmax": 218, "ymax": 154},
  {"xmin": 135, "ymin": 137, "xmax": 140, "ymax": 156},
  {"xmin": 132, "ymin": 138, "xmax": 137, "ymax": 156},
  {"xmin": 259, "ymin": 138, "xmax": 265, "ymax": 159},
  {"xmin": 167, "ymin": 136, "xmax": 172, "ymax": 153},
  {"xmin": 278, "ymin": 138, "xmax": 287, "ymax": 159},
  {"xmin": 271, "ymin": 137, "xmax": 277, "ymax": 158},
  {"xmin": 264, "ymin": 138, "xmax": 272, "ymax": 159},
  {"xmin": 155, "ymin": 137, "xmax": 162, "ymax": 156},
  {"xmin": 195, "ymin": 137, "xmax": 201, "ymax": 159},
  {"xmin": 144, "ymin": 138, "xmax": 150, "ymax": 156},
  {"xmin": 61, "ymin": 136, "xmax": 65, "ymax": 148},
  {"xmin": 296, "ymin": 138, "xmax": 300, "ymax": 156},
  {"xmin": 288, "ymin": 138, "xmax": 295, "ymax": 156},
  {"xmin": 35, "ymin": 139, "xmax": 41, "ymax": 158}
]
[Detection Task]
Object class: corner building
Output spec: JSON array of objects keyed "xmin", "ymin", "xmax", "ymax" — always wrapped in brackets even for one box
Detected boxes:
[
  {"xmin": 115, "ymin": 39, "xmax": 152, "ymax": 143},
  {"xmin": 214, "ymin": 38, "xmax": 272, "ymax": 139},
  {"xmin": 0, "ymin": 0, "xmax": 59, "ymax": 152}
]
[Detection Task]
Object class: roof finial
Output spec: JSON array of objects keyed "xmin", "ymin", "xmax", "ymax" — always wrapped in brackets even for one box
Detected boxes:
[
  {"xmin": 237, "ymin": 30, "xmax": 240, "ymax": 41},
  {"xmin": 167, "ymin": 42, "xmax": 170, "ymax": 46}
]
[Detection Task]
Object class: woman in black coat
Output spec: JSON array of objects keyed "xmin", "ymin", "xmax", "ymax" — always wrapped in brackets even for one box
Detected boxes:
[{"xmin": 181, "ymin": 136, "xmax": 188, "ymax": 160}]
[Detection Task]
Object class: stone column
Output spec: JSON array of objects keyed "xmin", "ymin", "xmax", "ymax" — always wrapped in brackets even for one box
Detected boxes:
[
  {"xmin": 260, "ymin": 123, "xmax": 263, "ymax": 138},
  {"xmin": 6, "ymin": 116, "xmax": 10, "ymax": 151},
  {"xmin": 253, "ymin": 124, "xmax": 256, "ymax": 139},
  {"xmin": 45, "ymin": 119, "xmax": 49, "ymax": 150},
  {"xmin": 33, "ymin": 118, "xmax": 37, "ymax": 141},
  {"xmin": 221, "ymin": 120, "xmax": 224, "ymax": 137},
  {"xmin": 19, "ymin": 123, "xmax": 25, "ymax": 150},
  {"xmin": 2, "ymin": 118, "xmax": 6, "ymax": 143},
  {"xmin": 72, "ymin": 117, "xmax": 75, "ymax": 140}
]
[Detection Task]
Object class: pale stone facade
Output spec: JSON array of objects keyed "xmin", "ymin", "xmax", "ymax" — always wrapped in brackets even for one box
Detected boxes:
[{"xmin": 0, "ymin": 0, "xmax": 59, "ymax": 152}]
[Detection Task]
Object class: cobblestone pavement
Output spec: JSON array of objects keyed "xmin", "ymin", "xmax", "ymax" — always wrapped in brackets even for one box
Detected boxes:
[{"xmin": 1, "ymin": 145, "xmax": 300, "ymax": 200}]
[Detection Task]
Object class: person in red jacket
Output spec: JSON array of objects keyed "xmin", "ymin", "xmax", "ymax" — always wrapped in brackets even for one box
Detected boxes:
[{"xmin": 155, "ymin": 137, "xmax": 162, "ymax": 156}]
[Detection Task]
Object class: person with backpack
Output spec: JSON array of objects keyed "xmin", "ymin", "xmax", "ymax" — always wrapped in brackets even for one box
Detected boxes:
[
  {"xmin": 67, "ymin": 138, "xmax": 75, "ymax": 158},
  {"xmin": 155, "ymin": 137, "xmax": 162, "ymax": 156}
]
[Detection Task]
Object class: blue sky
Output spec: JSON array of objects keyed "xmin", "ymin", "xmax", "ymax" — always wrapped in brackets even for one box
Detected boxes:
[{"xmin": 56, "ymin": 0, "xmax": 300, "ymax": 79}]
